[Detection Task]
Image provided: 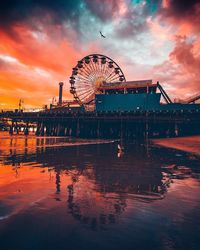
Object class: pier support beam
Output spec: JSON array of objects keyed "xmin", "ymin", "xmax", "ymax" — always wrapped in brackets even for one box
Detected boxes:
[{"xmin": 24, "ymin": 122, "xmax": 29, "ymax": 135}]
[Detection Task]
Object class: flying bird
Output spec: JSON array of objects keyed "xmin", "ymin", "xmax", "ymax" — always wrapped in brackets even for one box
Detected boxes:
[{"xmin": 100, "ymin": 31, "xmax": 106, "ymax": 38}]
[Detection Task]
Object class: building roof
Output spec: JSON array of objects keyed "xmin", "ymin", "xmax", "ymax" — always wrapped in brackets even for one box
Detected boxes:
[{"xmin": 98, "ymin": 79, "xmax": 154, "ymax": 90}]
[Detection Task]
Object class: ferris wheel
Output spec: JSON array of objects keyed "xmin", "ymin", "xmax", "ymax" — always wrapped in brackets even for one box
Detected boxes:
[{"xmin": 69, "ymin": 54, "xmax": 126, "ymax": 105}]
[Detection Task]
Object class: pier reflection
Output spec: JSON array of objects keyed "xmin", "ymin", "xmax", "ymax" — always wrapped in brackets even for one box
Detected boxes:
[
  {"xmin": 0, "ymin": 134, "xmax": 200, "ymax": 250},
  {"xmin": 1, "ymin": 135, "xmax": 199, "ymax": 231}
]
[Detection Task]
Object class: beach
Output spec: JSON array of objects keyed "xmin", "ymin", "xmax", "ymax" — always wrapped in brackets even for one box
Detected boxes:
[{"xmin": 152, "ymin": 136, "xmax": 200, "ymax": 156}]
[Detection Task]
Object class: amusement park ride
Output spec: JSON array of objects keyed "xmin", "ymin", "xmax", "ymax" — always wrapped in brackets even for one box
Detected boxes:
[
  {"xmin": 69, "ymin": 54, "xmax": 126, "ymax": 106},
  {"xmin": 54, "ymin": 53, "xmax": 200, "ymax": 112}
]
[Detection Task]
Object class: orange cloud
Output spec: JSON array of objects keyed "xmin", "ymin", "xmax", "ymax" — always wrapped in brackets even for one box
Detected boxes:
[
  {"xmin": 0, "ymin": 23, "xmax": 89, "ymax": 108},
  {"xmin": 150, "ymin": 35, "xmax": 200, "ymax": 100},
  {"xmin": 0, "ymin": 24, "xmax": 79, "ymax": 74}
]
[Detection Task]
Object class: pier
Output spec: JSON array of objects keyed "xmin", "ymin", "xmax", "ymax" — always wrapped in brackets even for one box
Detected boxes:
[
  {"xmin": 1, "ymin": 54, "xmax": 200, "ymax": 140},
  {"xmin": 1, "ymin": 108, "xmax": 200, "ymax": 139}
]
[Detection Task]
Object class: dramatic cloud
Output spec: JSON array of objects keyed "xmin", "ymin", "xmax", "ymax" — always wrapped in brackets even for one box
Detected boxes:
[
  {"xmin": 0, "ymin": 0, "xmax": 199, "ymax": 108},
  {"xmin": 85, "ymin": 0, "xmax": 124, "ymax": 21},
  {"xmin": 170, "ymin": 36, "xmax": 200, "ymax": 93},
  {"xmin": 162, "ymin": 0, "xmax": 200, "ymax": 17},
  {"xmin": 0, "ymin": 0, "xmax": 83, "ymax": 26},
  {"xmin": 160, "ymin": 0, "xmax": 200, "ymax": 33}
]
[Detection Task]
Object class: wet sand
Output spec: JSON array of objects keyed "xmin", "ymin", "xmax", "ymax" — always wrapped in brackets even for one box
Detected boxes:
[
  {"xmin": 152, "ymin": 136, "xmax": 200, "ymax": 155},
  {"xmin": 0, "ymin": 133, "xmax": 200, "ymax": 250}
]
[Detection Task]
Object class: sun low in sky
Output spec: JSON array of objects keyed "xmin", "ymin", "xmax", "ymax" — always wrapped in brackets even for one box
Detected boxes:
[{"xmin": 0, "ymin": 0, "xmax": 199, "ymax": 109}]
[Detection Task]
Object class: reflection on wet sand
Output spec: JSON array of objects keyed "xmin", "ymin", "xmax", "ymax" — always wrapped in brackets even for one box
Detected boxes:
[
  {"xmin": 0, "ymin": 133, "xmax": 116, "ymax": 158},
  {"xmin": 1, "ymin": 134, "xmax": 199, "ymax": 232},
  {"xmin": 0, "ymin": 134, "xmax": 200, "ymax": 250}
]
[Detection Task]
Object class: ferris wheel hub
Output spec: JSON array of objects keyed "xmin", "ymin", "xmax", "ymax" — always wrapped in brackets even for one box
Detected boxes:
[{"xmin": 95, "ymin": 76, "xmax": 105, "ymax": 89}]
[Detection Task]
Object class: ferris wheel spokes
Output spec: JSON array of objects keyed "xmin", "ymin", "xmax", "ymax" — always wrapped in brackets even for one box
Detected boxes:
[{"xmin": 69, "ymin": 54, "xmax": 126, "ymax": 106}]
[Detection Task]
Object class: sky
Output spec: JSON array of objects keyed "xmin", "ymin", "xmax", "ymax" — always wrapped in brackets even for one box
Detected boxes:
[{"xmin": 0, "ymin": 0, "xmax": 199, "ymax": 109}]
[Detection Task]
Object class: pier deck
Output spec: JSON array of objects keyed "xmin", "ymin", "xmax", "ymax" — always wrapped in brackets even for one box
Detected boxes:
[{"xmin": 1, "ymin": 109, "xmax": 200, "ymax": 139}]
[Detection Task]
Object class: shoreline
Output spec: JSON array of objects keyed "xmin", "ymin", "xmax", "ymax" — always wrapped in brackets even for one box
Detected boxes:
[{"xmin": 152, "ymin": 135, "xmax": 200, "ymax": 156}]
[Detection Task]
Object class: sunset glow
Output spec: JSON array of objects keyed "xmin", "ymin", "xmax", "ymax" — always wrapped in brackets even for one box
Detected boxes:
[{"xmin": 0, "ymin": 0, "xmax": 199, "ymax": 109}]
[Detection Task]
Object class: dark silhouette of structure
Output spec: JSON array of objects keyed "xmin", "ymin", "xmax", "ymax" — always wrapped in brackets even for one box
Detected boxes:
[{"xmin": 58, "ymin": 82, "xmax": 64, "ymax": 105}]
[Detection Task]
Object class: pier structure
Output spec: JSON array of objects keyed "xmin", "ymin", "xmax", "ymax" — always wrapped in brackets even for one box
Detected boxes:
[
  {"xmin": 1, "ymin": 53, "xmax": 200, "ymax": 139},
  {"xmin": 1, "ymin": 108, "xmax": 200, "ymax": 140}
]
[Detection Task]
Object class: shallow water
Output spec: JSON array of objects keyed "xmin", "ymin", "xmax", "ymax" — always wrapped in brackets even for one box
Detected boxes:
[{"xmin": 0, "ymin": 133, "xmax": 200, "ymax": 250}]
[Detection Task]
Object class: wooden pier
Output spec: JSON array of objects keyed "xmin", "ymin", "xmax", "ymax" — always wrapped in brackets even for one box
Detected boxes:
[{"xmin": 1, "ymin": 109, "xmax": 200, "ymax": 139}]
